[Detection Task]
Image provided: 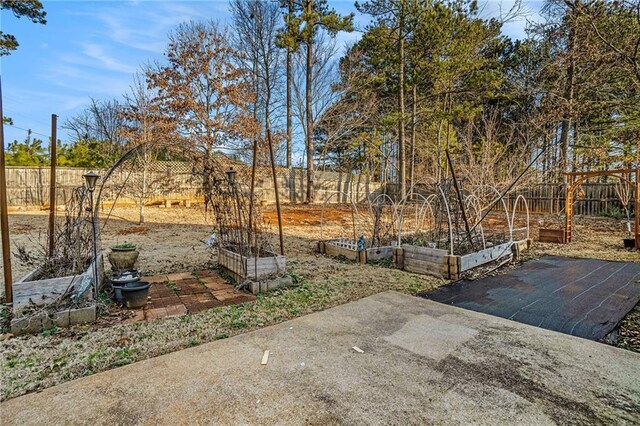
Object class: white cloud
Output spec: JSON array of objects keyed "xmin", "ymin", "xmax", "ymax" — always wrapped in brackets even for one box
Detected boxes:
[
  {"xmin": 69, "ymin": 1, "xmax": 229, "ymax": 54},
  {"xmin": 5, "ymin": 88, "xmax": 87, "ymax": 114},
  {"xmin": 81, "ymin": 43, "xmax": 138, "ymax": 74},
  {"xmin": 42, "ymin": 64, "xmax": 133, "ymax": 98}
]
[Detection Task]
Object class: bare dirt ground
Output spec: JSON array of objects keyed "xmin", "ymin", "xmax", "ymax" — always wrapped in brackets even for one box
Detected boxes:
[
  {"xmin": 3, "ymin": 204, "xmax": 637, "ymax": 280},
  {"xmin": 0, "ymin": 204, "xmax": 638, "ymax": 401}
]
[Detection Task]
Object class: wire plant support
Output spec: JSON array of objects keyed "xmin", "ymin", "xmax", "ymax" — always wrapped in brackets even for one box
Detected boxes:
[{"xmin": 317, "ymin": 176, "xmax": 532, "ymax": 278}]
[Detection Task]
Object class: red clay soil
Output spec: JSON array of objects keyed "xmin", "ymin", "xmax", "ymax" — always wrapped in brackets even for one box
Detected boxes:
[{"xmin": 263, "ymin": 204, "xmax": 356, "ymax": 226}]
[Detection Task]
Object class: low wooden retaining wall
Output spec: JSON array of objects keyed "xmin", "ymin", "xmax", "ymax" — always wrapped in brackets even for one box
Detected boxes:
[
  {"xmin": 394, "ymin": 240, "xmax": 531, "ymax": 279},
  {"xmin": 317, "ymin": 237, "xmax": 532, "ymax": 278},
  {"xmin": 458, "ymin": 242, "xmax": 517, "ymax": 272},
  {"xmin": 317, "ymin": 238, "xmax": 395, "ymax": 264}
]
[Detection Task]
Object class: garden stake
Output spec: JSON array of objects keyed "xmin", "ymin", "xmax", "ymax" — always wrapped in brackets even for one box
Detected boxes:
[
  {"xmin": 446, "ymin": 149, "xmax": 474, "ymax": 251},
  {"xmin": 48, "ymin": 114, "xmax": 57, "ymax": 258}
]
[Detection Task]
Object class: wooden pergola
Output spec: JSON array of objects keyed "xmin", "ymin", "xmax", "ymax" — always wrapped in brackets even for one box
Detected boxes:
[{"xmin": 564, "ymin": 168, "xmax": 639, "ymax": 249}]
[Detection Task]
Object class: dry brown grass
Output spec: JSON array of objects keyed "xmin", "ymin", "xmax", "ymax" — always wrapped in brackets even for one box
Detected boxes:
[{"xmin": 0, "ymin": 205, "xmax": 637, "ymax": 401}]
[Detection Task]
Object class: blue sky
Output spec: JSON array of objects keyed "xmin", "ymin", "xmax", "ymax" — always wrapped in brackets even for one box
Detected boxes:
[{"xmin": 1, "ymin": 0, "xmax": 543, "ymax": 151}]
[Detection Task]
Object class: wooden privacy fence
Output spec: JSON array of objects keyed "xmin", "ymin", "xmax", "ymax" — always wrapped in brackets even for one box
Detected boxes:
[
  {"xmin": 267, "ymin": 168, "xmax": 384, "ymax": 204},
  {"xmin": 504, "ymin": 183, "xmax": 635, "ymax": 216},
  {"xmin": 5, "ymin": 166, "xmax": 95, "ymax": 206},
  {"xmin": 4, "ymin": 166, "xmax": 385, "ymax": 208},
  {"xmin": 5, "ymin": 166, "xmax": 633, "ymax": 217},
  {"xmin": 388, "ymin": 182, "xmax": 635, "ymax": 217},
  {"xmin": 3, "ymin": 166, "xmax": 199, "ymax": 207}
]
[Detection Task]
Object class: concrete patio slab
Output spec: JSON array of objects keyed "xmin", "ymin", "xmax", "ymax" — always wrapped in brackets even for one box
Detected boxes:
[{"xmin": 2, "ymin": 291, "xmax": 639, "ymax": 424}]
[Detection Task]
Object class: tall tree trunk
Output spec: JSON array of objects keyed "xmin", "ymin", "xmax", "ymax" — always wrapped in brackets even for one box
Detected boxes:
[
  {"xmin": 286, "ymin": 0, "xmax": 293, "ymax": 172},
  {"xmin": 397, "ymin": 8, "xmax": 406, "ymax": 199},
  {"xmin": 249, "ymin": 14, "xmax": 259, "ymax": 230},
  {"xmin": 140, "ymin": 166, "xmax": 146, "ymax": 224},
  {"xmin": 559, "ymin": 25, "xmax": 575, "ymax": 182},
  {"xmin": 305, "ymin": 1, "xmax": 315, "ymax": 203},
  {"xmin": 264, "ymin": 62, "xmax": 284, "ymax": 255},
  {"xmin": 571, "ymin": 120, "xmax": 578, "ymax": 173},
  {"xmin": 552, "ymin": 131, "xmax": 559, "ymax": 183},
  {"xmin": 203, "ymin": 141, "xmax": 213, "ymax": 211},
  {"xmin": 436, "ymin": 118, "xmax": 444, "ymax": 181},
  {"xmin": 409, "ymin": 84, "xmax": 417, "ymax": 198},
  {"xmin": 542, "ymin": 129, "xmax": 549, "ymax": 181},
  {"xmin": 446, "ymin": 93, "xmax": 452, "ymax": 150}
]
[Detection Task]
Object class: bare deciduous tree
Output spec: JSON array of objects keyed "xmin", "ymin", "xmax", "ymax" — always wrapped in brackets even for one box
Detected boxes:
[
  {"xmin": 120, "ymin": 71, "xmax": 176, "ymax": 224},
  {"xmin": 63, "ymin": 98, "xmax": 128, "ymax": 164},
  {"xmin": 65, "ymin": 98, "xmax": 126, "ymax": 145},
  {"xmin": 147, "ymin": 20, "xmax": 259, "ymax": 209}
]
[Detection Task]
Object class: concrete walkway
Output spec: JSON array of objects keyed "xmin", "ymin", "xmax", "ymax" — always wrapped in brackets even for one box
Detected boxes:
[{"xmin": 2, "ymin": 292, "xmax": 639, "ymax": 425}]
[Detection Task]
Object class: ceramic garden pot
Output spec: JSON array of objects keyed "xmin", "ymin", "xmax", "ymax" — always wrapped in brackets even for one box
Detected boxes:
[{"xmin": 108, "ymin": 248, "xmax": 139, "ymax": 271}]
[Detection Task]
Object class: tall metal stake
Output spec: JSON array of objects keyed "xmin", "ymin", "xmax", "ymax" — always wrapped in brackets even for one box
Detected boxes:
[
  {"xmin": 446, "ymin": 149, "xmax": 474, "ymax": 250},
  {"xmin": 83, "ymin": 171, "xmax": 100, "ymax": 297},
  {"xmin": 48, "ymin": 114, "xmax": 57, "ymax": 257},
  {"xmin": 0, "ymin": 77, "xmax": 13, "ymax": 302},
  {"xmin": 90, "ymin": 190, "xmax": 98, "ymax": 296},
  {"xmin": 634, "ymin": 167, "xmax": 640, "ymax": 250}
]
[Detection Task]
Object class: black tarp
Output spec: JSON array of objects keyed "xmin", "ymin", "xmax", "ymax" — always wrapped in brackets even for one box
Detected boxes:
[{"xmin": 422, "ymin": 256, "xmax": 640, "ymax": 341}]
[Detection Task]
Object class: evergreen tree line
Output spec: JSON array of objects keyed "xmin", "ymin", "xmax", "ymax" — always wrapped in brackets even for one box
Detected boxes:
[
  {"xmin": 318, "ymin": 0, "xmax": 639, "ymax": 196},
  {"xmin": 5, "ymin": 0, "xmax": 638, "ymax": 201},
  {"xmin": 4, "ymin": 130, "xmax": 118, "ymax": 168}
]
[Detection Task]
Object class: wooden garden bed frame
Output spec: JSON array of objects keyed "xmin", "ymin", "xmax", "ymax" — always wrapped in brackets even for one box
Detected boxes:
[
  {"xmin": 393, "ymin": 239, "xmax": 531, "ymax": 280},
  {"xmin": 10, "ymin": 254, "xmax": 104, "ymax": 335},
  {"xmin": 539, "ymin": 228, "xmax": 566, "ymax": 243},
  {"xmin": 218, "ymin": 247, "xmax": 286, "ymax": 283},
  {"xmin": 317, "ymin": 238, "xmax": 396, "ymax": 264}
]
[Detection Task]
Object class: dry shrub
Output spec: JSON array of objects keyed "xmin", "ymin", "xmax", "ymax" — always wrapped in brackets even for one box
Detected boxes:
[{"xmin": 15, "ymin": 187, "xmax": 93, "ymax": 280}]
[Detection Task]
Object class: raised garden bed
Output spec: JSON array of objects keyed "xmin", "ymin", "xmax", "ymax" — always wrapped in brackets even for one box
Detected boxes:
[
  {"xmin": 10, "ymin": 254, "xmax": 105, "ymax": 335},
  {"xmin": 317, "ymin": 238, "xmax": 396, "ymax": 264},
  {"xmin": 217, "ymin": 248, "xmax": 289, "ymax": 294},
  {"xmin": 394, "ymin": 239, "xmax": 531, "ymax": 280},
  {"xmin": 394, "ymin": 245, "xmax": 452, "ymax": 277}
]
